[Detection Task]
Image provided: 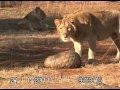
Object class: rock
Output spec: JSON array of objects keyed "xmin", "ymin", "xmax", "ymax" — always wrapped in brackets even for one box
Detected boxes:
[{"xmin": 44, "ymin": 50, "xmax": 81, "ymax": 69}]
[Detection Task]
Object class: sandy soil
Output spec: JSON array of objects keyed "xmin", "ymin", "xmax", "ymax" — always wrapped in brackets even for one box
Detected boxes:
[{"xmin": 0, "ymin": 32, "xmax": 119, "ymax": 89}]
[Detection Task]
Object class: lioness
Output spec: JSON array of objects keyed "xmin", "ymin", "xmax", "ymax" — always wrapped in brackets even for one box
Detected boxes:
[
  {"xmin": 18, "ymin": 7, "xmax": 46, "ymax": 31},
  {"xmin": 54, "ymin": 10, "xmax": 120, "ymax": 64}
]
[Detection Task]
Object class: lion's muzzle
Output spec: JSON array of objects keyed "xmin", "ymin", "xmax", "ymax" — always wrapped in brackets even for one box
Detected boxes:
[{"xmin": 60, "ymin": 35, "xmax": 70, "ymax": 42}]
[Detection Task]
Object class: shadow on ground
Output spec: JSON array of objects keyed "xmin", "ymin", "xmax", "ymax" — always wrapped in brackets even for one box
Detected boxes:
[
  {"xmin": 0, "ymin": 37, "xmax": 72, "ymax": 69},
  {"xmin": 0, "ymin": 18, "xmax": 20, "ymax": 33},
  {"xmin": 0, "ymin": 18, "xmax": 117, "ymax": 70},
  {"xmin": 0, "ymin": 35, "xmax": 117, "ymax": 70}
]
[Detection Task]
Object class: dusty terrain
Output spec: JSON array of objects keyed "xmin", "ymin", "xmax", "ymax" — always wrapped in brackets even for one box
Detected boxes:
[
  {"xmin": 0, "ymin": 1, "xmax": 120, "ymax": 89},
  {"xmin": 0, "ymin": 32, "xmax": 119, "ymax": 89}
]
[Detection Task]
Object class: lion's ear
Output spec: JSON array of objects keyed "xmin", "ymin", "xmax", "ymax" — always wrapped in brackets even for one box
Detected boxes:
[
  {"xmin": 35, "ymin": 7, "xmax": 40, "ymax": 12},
  {"xmin": 54, "ymin": 19, "xmax": 61, "ymax": 26},
  {"xmin": 63, "ymin": 15, "xmax": 67, "ymax": 18}
]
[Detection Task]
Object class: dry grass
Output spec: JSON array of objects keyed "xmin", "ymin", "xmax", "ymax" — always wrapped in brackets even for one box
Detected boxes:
[
  {"xmin": 0, "ymin": 32, "xmax": 119, "ymax": 89},
  {"xmin": 0, "ymin": 1, "xmax": 119, "ymax": 89},
  {"xmin": 0, "ymin": 1, "xmax": 120, "ymax": 29},
  {"xmin": 0, "ymin": 63, "xmax": 120, "ymax": 89},
  {"xmin": 0, "ymin": 1, "xmax": 120, "ymax": 19}
]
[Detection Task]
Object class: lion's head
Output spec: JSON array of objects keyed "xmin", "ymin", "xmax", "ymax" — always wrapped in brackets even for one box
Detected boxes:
[
  {"xmin": 54, "ymin": 18, "xmax": 77, "ymax": 42},
  {"xmin": 24, "ymin": 7, "xmax": 46, "ymax": 22},
  {"xmin": 18, "ymin": 7, "xmax": 46, "ymax": 31}
]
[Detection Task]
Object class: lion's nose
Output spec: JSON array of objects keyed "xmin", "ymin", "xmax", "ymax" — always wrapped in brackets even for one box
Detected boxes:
[{"xmin": 64, "ymin": 35, "xmax": 68, "ymax": 38}]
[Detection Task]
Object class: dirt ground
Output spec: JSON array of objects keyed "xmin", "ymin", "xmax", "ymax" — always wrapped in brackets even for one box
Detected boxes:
[
  {"xmin": 0, "ymin": 32, "xmax": 119, "ymax": 89},
  {"xmin": 0, "ymin": 32, "xmax": 118, "ymax": 68}
]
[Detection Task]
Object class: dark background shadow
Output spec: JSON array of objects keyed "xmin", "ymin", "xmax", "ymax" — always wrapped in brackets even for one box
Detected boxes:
[{"xmin": 0, "ymin": 18, "xmax": 20, "ymax": 33}]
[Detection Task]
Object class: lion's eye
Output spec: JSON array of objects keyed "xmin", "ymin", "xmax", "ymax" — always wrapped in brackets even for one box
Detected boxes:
[{"xmin": 68, "ymin": 28, "xmax": 71, "ymax": 31}]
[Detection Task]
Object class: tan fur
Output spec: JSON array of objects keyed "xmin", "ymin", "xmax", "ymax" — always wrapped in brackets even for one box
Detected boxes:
[
  {"xmin": 18, "ymin": 7, "xmax": 46, "ymax": 31},
  {"xmin": 54, "ymin": 10, "xmax": 120, "ymax": 64}
]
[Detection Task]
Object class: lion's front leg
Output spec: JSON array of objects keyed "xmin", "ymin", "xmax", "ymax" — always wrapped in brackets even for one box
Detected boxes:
[
  {"xmin": 73, "ymin": 41, "xmax": 83, "ymax": 58},
  {"xmin": 88, "ymin": 36, "xmax": 97, "ymax": 64}
]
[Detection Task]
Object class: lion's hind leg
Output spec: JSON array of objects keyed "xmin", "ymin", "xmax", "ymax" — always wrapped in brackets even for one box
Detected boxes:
[{"xmin": 111, "ymin": 32, "xmax": 120, "ymax": 63}]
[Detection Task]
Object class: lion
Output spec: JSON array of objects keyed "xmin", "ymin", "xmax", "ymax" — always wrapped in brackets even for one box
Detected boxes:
[
  {"xmin": 54, "ymin": 10, "xmax": 120, "ymax": 64},
  {"xmin": 18, "ymin": 7, "xmax": 46, "ymax": 31}
]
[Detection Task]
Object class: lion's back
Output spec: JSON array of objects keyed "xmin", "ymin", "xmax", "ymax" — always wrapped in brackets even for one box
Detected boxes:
[{"xmin": 63, "ymin": 10, "xmax": 119, "ymax": 41}]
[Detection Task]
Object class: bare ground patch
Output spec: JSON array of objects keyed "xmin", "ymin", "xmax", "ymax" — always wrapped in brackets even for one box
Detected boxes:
[{"xmin": 0, "ymin": 32, "xmax": 119, "ymax": 89}]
